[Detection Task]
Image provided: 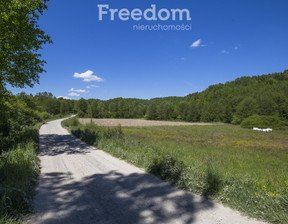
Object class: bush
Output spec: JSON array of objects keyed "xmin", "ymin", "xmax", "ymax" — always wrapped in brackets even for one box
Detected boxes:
[
  {"xmin": 148, "ymin": 155, "xmax": 186, "ymax": 185},
  {"xmin": 39, "ymin": 112, "xmax": 51, "ymax": 120},
  {"xmin": 240, "ymin": 115, "xmax": 285, "ymax": 129},
  {"xmin": 0, "ymin": 127, "xmax": 39, "ymax": 154}
]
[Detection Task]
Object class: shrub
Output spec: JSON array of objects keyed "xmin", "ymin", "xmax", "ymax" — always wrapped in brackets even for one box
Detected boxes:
[
  {"xmin": 39, "ymin": 112, "xmax": 51, "ymax": 120},
  {"xmin": 148, "ymin": 155, "xmax": 186, "ymax": 185},
  {"xmin": 241, "ymin": 115, "xmax": 285, "ymax": 129},
  {"xmin": 0, "ymin": 127, "xmax": 39, "ymax": 153}
]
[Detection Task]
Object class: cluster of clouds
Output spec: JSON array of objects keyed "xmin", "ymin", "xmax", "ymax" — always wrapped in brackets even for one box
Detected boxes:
[{"xmin": 58, "ymin": 70, "xmax": 103, "ymax": 99}]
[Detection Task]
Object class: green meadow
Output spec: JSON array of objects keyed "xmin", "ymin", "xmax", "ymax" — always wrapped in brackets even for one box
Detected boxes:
[{"xmin": 64, "ymin": 118, "xmax": 288, "ymax": 224}]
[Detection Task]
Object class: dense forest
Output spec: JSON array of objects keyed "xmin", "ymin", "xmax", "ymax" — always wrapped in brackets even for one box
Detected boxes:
[
  {"xmin": 77, "ymin": 69, "xmax": 288, "ymax": 124},
  {"xmin": 1, "ymin": 69, "xmax": 288, "ymax": 153}
]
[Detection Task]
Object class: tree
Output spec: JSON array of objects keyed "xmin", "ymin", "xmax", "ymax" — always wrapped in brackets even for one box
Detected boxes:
[
  {"xmin": 200, "ymin": 102, "xmax": 220, "ymax": 122},
  {"xmin": 97, "ymin": 101, "xmax": 106, "ymax": 118},
  {"xmin": 257, "ymin": 92, "xmax": 277, "ymax": 116},
  {"xmin": 17, "ymin": 92, "xmax": 37, "ymax": 110},
  {"xmin": 146, "ymin": 104, "xmax": 157, "ymax": 120},
  {"xmin": 186, "ymin": 102, "xmax": 200, "ymax": 122},
  {"xmin": 163, "ymin": 103, "xmax": 175, "ymax": 120},
  {"xmin": 176, "ymin": 102, "xmax": 188, "ymax": 120},
  {"xmin": 233, "ymin": 97, "xmax": 259, "ymax": 124},
  {"xmin": 0, "ymin": 0, "xmax": 52, "ymax": 93},
  {"xmin": 75, "ymin": 98, "xmax": 88, "ymax": 117}
]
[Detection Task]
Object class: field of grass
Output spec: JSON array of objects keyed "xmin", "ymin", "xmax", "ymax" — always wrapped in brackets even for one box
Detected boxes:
[{"xmin": 63, "ymin": 118, "xmax": 288, "ymax": 224}]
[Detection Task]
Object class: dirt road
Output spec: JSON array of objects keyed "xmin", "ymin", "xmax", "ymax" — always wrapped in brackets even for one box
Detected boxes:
[{"xmin": 27, "ymin": 118, "xmax": 266, "ymax": 224}]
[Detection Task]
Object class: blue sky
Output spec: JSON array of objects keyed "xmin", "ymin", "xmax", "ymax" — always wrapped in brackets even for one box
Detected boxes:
[{"xmin": 11, "ymin": 0, "xmax": 288, "ymax": 100}]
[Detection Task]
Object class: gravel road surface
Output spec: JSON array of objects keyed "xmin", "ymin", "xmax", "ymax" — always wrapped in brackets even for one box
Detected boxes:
[{"xmin": 27, "ymin": 118, "xmax": 267, "ymax": 224}]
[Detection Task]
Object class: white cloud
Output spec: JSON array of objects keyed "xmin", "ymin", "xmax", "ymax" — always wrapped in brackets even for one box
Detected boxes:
[
  {"xmin": 181, "ymin": 57, "xmax": 185, "ymax": 61},
  {"xmin": 221, "ymin": 50, "xmax": 229, "ymax": 54},
  {"xmin": 69, "ymin": 88, "xmax": 86, "ymax": 93},
  {"xmin": 234, "ymin": 46, "xmax": 239, "ymax": 50},
  {"xmin": 190, "ymin": 39, "xmax": 206, "ymax": 48},
  {"xmin": 73, "ymin": 70, "xmax": 104, "ymax": 82},
  {"xmin": 86, "ymin": 85, "xmax": 99, "ymax": 89},
  {"xmin": 57, "ymin": 96, "xmax": 71, "ymax": 100},
  {"xmin": 68, "ymin": 92, "xmax": 80, "ymax": 97}
]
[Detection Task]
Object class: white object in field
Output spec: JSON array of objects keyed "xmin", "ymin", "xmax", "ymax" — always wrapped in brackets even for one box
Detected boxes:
[{"xmin": 252, "ymin": 127, "xmax": 272, "ymax": 132}]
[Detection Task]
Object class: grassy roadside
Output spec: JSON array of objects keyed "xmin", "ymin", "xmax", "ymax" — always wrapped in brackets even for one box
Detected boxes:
[
  {"xmin": 0, "ymin": 127, "xmax": 39, "ymax": 224},
  {"xmin": 63, "ymin": 117, "xmax": 288, "ymax": 224},
  {"xmin": 0, "ymin": 115, "xmax": 71, "ymax": 224}
]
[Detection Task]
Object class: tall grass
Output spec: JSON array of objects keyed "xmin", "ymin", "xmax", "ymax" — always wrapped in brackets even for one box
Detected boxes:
[
  {"xmin": 63, "ymin": 117, "xmax": 123, "ymax": 146},
  {"xmin": 63, "ymin": 118, "xmax": 288, "ymax": 223},
  {"xmin": 0, "ymin": 128, "xmax": 40, "ymax": 223}
]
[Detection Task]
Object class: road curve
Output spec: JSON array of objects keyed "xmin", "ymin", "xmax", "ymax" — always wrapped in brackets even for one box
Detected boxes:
[{"xmin": 27, "ymin": 118, "xmax": 267, "ymax": 224}]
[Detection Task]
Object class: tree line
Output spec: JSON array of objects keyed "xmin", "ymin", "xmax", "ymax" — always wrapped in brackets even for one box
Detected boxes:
[{"xmin": 76, "ymin": 70, "xmax": 288, "ymax": 124}]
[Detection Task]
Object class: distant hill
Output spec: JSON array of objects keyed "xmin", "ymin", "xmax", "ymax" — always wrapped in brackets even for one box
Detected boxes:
[
  {"xmin": 87, "ymin": 69, "xmax": 288, "ymax": 124},
  {"xmin": 180, "ymin": 69, "xmax": 288, "ymax": 123}
]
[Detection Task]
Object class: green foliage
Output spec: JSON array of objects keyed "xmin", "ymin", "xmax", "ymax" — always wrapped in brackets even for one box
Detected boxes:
[
  {"xmin": 63, "ymin": 117, "xmax": 123, "ymax": 147},
  {"xmin": 0, "ymin": 129, "xmax": 40, "ymax": 220},
  {"xmin": 62, "ymin": 117, "xmax": 80, "ymax": 128},
  {"xmin": 39, "ymin": 111, "xmax": 51, "ymax": 120},
  {"xmin": 0, "ymin": 92, "xmax": 75, "ymax": 153},
  {"xmin": 75, "ymin": 98, "xmax": 88, "ymax": 117},
  {"xmin": 0, "ymin": 0, "xmax": 52, "ymax": 90},
  {"xmin": 145, "ymin": 104, "xmax": 157, "ymax": 120},
  {"xmin": 203, "ymin": 165, "xmax": 223, "ymax": 196},
  {"xmin": 256, "ymin": 92, "xmax": 278, "ymax": 116},
  {"xmin": 0, "ymin": 96, "xmax": 41, "ymax": 153},
  {"xmin": 148, "ymin": 155, "xmax": 186, "ymax": 185},
  {"xmin": 186, "ymin": 101, "xmax": 200, "ymax": 122},
  {"xmin": 233, "ymin": 97, "xmax": 258, "ymax": 124},
  {"xmin": 241, "ymin": 115, "xmax": 286, "ymax": 129}
]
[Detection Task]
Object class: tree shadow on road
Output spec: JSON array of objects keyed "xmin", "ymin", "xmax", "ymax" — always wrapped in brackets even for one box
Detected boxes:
[
  {"xmin": 39, "ymin": 134, "xmax": 93, "ymax": 156},
  {"xmin": 28, "ymin": 170, "xmax": 214, "ymax": 224}
]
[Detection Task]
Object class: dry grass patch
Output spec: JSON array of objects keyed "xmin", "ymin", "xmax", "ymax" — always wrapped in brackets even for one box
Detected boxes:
[{"xmin": 79, "ymin": 118, "xmax": 214, "ymax": 127}]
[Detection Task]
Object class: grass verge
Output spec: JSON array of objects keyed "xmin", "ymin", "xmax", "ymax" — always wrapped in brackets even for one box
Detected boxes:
[
  {"xmin": 0, "ymin": 129, "xmax": 39, "ymax": 223},
  {"xmin": 62, "ymin": 117, "xmax": 288, "ymax": 224},
  {"xmin": 0, "ymin": 115, "xmax": 72, "ymax": 224}
]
